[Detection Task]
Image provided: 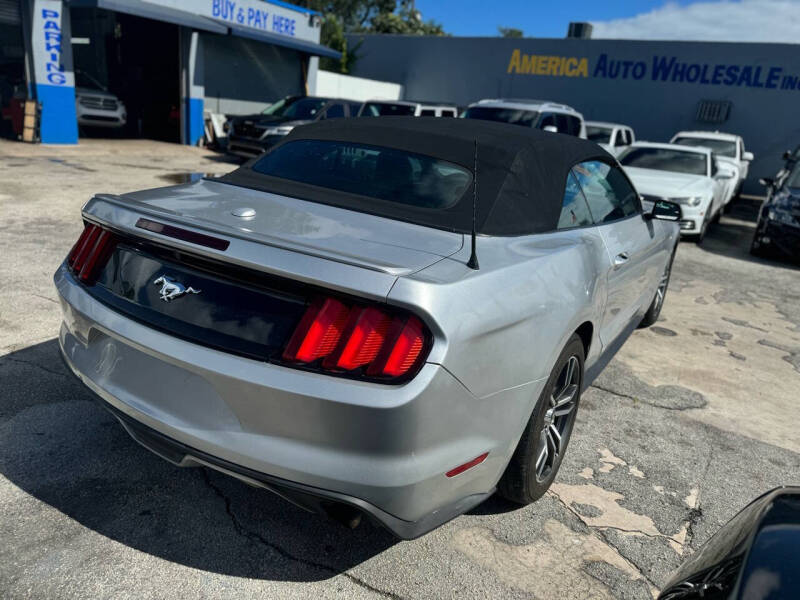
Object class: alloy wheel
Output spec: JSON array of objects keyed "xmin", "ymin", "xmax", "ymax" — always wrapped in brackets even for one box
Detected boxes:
[
  {"xmin": 654, "ymin": 261, "xmax": 671, "ymax": 314},
  {"xmin": 535, "ymin": 355, "xmax": 580, "ymax": 482}
]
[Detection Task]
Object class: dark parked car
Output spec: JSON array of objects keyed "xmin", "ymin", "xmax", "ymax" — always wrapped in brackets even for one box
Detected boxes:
[
  {"xmin": 227, "ymin": 95, "xmax": 361, "ymax": 158},
  {"xmin": 751, "ymin": 163, "xmax": 800, "ymax": 259},
  {"xmin": 781, "ymin": 145, "xmax": 800, "ymax": 172},
  {"xmin": 659, "ymin": 487, "xmax": 800, "ymax": 600}
]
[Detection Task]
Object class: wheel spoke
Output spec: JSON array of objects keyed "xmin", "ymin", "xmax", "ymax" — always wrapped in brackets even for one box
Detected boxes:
[
  {"xmin": 536, "ymin": 430, "xmax": 549, "ymax": 477},
  {"xmin": 564, "ymin": 357, "xmax": 576, "ymax": 388},
  {"xmin": 554, "ymin": 383, "xmax": 578, "ymax": 407},
  {"xmin": 549, "ymin": 424, "xmax": 562, "ymax": 457},
  {"xmin": 552, "ymin": 356, "xmax": 578, "ymax": 405}
]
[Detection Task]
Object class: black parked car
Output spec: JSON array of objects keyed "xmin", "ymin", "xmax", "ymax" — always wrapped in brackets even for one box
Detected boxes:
[
  {"xmin": 659, "ymin": 487, "xmax": 800, "ymax": 600},
  {"xmin": 751, "ymin": 163, "xmax": 800, "ymax": 259},
  {"xmin": 226, "ymin": 96, "xmax": 361, "ymax": 159},
  {"xmin": 781, "ymin": 145, "xmax": 800, "ymax": 173}
]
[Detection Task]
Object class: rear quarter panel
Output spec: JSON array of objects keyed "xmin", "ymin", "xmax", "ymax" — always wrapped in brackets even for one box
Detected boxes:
[{"xmin": 388, "ymin": 228, "xmax": 611, "ymax": 400}]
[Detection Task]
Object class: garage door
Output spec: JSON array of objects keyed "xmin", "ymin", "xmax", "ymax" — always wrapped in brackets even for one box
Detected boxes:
[{"xmin": 0, "ymin": 0, "xmax": 21, "ymax": 25}]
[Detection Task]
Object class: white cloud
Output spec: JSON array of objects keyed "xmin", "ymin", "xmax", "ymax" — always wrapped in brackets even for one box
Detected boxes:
[{"xmin": 591, "ymin": 0, "xmax": 800, "ymax": 43}]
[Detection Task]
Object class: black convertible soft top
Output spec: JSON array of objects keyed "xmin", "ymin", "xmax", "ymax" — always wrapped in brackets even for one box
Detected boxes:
[{"xmin": 216, "ymin": 116, "xmax": 612, "ymax": 236}]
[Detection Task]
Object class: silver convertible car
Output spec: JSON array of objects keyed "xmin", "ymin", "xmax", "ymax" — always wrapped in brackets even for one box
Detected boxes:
[{"xmin": 56, "ymin": 118, "xmax": 680, "ymax": 538}]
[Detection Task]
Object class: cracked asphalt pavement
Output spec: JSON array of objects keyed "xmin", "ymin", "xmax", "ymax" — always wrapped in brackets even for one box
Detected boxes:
[{"xmin": 2, "ymin": 140, "xmax": 799, "ymax": 599}]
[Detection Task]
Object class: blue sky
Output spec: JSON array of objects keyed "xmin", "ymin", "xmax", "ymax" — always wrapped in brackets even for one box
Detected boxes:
[
  {"xmin": 413, "ymin": 0, "xmax": 800, "ymax": 43},
  {"xmin": 415, "ymin": 0, "xmax": 697, "ymax": 38}
]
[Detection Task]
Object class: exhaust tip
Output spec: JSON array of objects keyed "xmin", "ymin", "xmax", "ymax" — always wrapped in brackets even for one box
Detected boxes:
[{"xmin": 324, "ymin": 502, "xmax": 363, "ymax": 530}]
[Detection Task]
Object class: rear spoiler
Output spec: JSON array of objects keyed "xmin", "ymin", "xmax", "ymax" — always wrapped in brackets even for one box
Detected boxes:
[{"xmin": 82, "ymin": 195, "xmax": 399, "ymax": 301}]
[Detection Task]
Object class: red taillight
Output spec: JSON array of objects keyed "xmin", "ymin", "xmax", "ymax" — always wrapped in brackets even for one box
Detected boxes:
[
  {"xmin": 376, "ymin": 316, "xmax": 425, "ymax": 377},
  {"xmin": 71, "ymin": 224, "xmax": 101, "ymax": 270},
  {"xmin": 282, "ymin": 296, "xmax": 430, "ymax": 381},
  {"xmin": 67, "ymin": 223, "xmax": 118, "ymax": 284},
  {"xmin": 282, "ymin": 297, "xmax": 349, "ymax": 363},
  {"xmin": 68, "ymin": 224, "xmax": 96, "ymax": 267},
  {"xmin": 325, "ymin": 307, "xmax": 391, "ymax": 370}
]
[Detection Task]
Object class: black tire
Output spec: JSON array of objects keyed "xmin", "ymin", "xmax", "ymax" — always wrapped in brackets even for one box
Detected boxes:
[
  {"xmin": 750, "ymin": 220, "xmax": 771, "ymax": 258},
  {"xmin": 750, "ymin": 234, "xmax": 770, "ymax": 258},
  {"xmin": 498, "ymin": 335, "xmax": 584, "ymax": 504},
  {"xmin": 639, "ymin": 247, "xmax": 676, "ymax": 328}
]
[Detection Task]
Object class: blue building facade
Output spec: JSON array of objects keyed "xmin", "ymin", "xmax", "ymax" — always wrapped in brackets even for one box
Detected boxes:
[
  {"xmin": 16, "ymin": 0, "xmax": 339, "ymax": 144},
  {"xmin": 348, "ymin": 34, "xmax": 800, "ymax": 192}
]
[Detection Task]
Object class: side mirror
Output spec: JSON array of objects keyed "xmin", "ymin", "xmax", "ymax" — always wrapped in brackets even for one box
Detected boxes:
[
  {"xmin": 759, "ymin": 177, "xmax": 775, "ymax": 188},
  {"xmin": 742, "ymin": 151, "xmax": 754, "ymax": 161},
  {"xmin": 542, "ymin": 125, "xmax": 558, "ymax": 133},
  {"xmin": 783, "ymin": 150, "xmax": 792, "ymax": 160},
  {"xmin": 646, "ymin": 200, "xmax": 682, "ymax": 222}
]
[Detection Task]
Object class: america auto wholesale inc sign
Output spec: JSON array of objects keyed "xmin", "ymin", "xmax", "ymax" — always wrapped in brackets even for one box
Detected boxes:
[{"xmin": 506, "ymin": 50, "xmax": 800, "ymax": 91}]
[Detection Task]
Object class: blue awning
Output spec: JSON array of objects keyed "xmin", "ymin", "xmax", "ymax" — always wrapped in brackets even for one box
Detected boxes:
[
  {"xmin": 229, "ymin": 25, "xmax": 342, "ymax": 60},
  {"xmin": 67, "ymin": 0, "xmax": 228, "ymax": 34}
]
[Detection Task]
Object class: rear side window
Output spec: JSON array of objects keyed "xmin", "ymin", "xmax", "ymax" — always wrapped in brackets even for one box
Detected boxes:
[
  {"xmin": 252, "ymin": 139, "xmax": 472, "ymax": 209},
  {"xmin": 558, "ymin": 171, "xmax": 594, "ymax": 229},
  {"xmin": 463, "ymin": 106, "xmax": 539, "ymax": 127},
  {"xmin": 322, "ymin": 104, "xmax": 345, "ymax": 119},
  {"xmin": 572, "ymin": 161, "xmax": 640, "ymax": 223},
  {"xmin": 360, "ymin": 102, "xmax": 416, "ymax": 117},
  {"xmin": 539, "ymin": 113, "xmax": 557, "ymax": 130},
  {"xmin": 563, "ymin": 115, "xmax": 582, "ymax": 137}
]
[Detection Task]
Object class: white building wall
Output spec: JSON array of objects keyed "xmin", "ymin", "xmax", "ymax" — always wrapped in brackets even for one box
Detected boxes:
[{"xmin": 309, "ymin": 69, "xmax": 403, "ymax": 102}]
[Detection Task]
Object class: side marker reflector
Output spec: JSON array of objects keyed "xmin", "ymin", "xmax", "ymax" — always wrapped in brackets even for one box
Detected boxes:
[{"xmin": 445, "ymin": 452, "xmax": 489, "ymax": 478}]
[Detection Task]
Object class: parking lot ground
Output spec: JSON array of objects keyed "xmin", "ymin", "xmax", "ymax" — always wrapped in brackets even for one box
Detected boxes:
[{"xmin": 1, "ymin": 139, "xmax": 799, "ymax": 599}]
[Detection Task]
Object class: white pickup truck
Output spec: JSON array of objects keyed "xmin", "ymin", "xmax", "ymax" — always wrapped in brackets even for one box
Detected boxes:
[
  {"xmin": 358, "ymin": 100, "xmax": 458, "ymax": 117},
  {"xmin": 585, "ymin": 121, "xmax": 635, "ymax": 155}
]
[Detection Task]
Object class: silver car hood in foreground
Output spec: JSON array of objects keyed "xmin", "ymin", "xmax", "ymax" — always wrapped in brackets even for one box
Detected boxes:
[{"xmin": 111, "ymin": 179, "xmax": 463, "ymax": 276}]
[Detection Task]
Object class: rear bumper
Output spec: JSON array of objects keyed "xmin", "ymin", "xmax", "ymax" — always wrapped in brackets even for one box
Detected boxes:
[
  {"xmin": 55, "ymin": 264, "xmax": 533, "ymax": 537},
  {"xmin": 64, "ymin": 361, "xmax": 490, "ymax": 539}
]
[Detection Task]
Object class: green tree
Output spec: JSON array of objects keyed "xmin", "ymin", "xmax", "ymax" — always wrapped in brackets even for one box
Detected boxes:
[
  {"xmin": 498, "ymin": 27, "xmax": 523, "ymax": 38},
  {"xmin": 297, "ymin": 1, "xmax": 447, "ymax": 73}
]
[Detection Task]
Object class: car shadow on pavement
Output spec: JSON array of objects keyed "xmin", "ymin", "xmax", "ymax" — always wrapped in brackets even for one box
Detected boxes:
[{"xmin": 0, "ymin": 339, "xmax": 397, "ymax": 582}]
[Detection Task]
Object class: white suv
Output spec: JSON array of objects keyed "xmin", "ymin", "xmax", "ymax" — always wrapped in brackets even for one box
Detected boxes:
[
  {"xmin": 358, "ymin": 100, "xmax": 458, "ymax": 118},
  {"xmin": 463, "ymin": 99, "xmax": 586, "ymax": 138},
  {"xmin": 74, "ymin": 70, "xmax": 126, "ymax": 129}
]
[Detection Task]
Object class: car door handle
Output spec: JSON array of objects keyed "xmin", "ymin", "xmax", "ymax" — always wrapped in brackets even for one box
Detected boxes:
[{"xmin": 614, "ymin": 252, "xmax": 630, "ymax": 267}]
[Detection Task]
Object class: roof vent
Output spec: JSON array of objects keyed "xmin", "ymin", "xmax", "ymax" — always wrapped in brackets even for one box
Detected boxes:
[{"xmin": 567, "ymin": 22, "xmax": 593, "ymax": 39}]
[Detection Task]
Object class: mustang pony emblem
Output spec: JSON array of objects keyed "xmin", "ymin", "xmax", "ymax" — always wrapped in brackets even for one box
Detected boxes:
[{"xmin": 153, "ymin": 275, "xmax": 201, "ymax": 302}]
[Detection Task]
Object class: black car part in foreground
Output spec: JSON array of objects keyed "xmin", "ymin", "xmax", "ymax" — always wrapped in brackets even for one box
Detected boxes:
[
  {"xmin": 752, "ymin": 166, "xmax": 800, "ymax": 260},
  {"xmin": 659, "ymin": 487, "xmax": 800, "ymax": 600}
]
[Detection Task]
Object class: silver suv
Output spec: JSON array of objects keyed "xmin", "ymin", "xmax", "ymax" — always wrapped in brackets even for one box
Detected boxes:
[{"xmin": 463, "ymin": 98, "xmax": 586, "ymax": 138}]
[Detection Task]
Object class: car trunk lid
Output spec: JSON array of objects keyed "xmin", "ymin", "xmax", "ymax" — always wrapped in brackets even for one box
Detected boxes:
[{"xmin": 119, "ymin": 179, "xmax": 463, "ymax": 277}]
